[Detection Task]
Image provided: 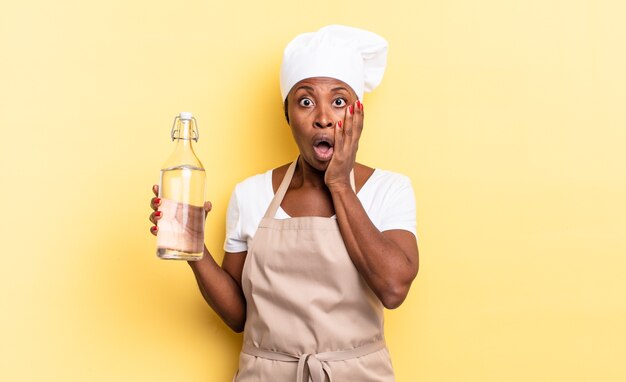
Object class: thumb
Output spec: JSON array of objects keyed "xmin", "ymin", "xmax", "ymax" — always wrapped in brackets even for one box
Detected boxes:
[{"xmin": 204, "ymin": 201, "xmax": 212, "ymax": 219}]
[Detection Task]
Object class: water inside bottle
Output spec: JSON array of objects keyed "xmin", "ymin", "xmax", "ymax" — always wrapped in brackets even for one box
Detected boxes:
[{"xmin": 157, "ymin": 164, "xmax": 206, "ymax": 260}]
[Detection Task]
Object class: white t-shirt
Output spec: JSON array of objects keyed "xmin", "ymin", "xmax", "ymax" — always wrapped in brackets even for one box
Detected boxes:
[{"xmin": 224, "ymin": 168, "xmax": 418, "ymax": 253}]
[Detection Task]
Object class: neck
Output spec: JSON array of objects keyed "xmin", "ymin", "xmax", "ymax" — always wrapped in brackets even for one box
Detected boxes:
[{"xmin": 294, "ymin": 157, "xmax": 327, "ymax": 189}]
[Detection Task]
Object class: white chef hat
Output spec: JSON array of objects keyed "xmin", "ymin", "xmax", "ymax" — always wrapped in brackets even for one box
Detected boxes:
[{"xmin": 280, "ymin": 25, "xmax": 388, "ymax": 101}]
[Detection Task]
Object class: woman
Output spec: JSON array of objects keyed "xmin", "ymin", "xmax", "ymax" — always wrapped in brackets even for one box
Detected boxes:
[{"xmin": 149, "ymin": 25, "xmax": 419, "ymax": 381}]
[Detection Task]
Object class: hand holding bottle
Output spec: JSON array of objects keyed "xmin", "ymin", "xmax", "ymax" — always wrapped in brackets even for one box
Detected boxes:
[{"xmin": 149, "ymin": 184, "xmax": 212, "ymax": 241}]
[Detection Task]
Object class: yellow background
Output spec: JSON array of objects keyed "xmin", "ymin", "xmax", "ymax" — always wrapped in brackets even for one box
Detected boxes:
[{"xmin": 1, "ymin": 0, "xmax": 625, "ymax": 381}]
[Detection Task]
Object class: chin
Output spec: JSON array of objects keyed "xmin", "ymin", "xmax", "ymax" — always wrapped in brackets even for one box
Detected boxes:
[{"xmin": 301, "ymin": 155, "xmax": 331, "ymax": 172}]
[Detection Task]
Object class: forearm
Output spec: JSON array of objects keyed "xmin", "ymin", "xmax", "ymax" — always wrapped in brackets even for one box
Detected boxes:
[
  {"xmin": 188, "ymin": 246, "xmax": 246, "ymax": 332},
  {"xmin": 330, "ymin": 185, "xmax": 417, "ymax": 309}
]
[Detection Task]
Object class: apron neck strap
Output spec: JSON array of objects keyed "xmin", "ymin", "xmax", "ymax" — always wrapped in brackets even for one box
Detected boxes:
[{"xmin": 264, "ymin": 158, "xmax": 356, "ymax": 219}]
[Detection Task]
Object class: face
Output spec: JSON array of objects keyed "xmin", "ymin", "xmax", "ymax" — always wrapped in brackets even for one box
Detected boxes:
[{"xmin": 286, "ymin": 77, "xmax": 358, "ymax": 172}]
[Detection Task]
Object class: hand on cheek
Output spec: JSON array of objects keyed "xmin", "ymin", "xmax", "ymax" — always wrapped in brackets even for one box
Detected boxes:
[{"xmin": 325, "ymin": 100, "xmax": 364, "ymax": 190}]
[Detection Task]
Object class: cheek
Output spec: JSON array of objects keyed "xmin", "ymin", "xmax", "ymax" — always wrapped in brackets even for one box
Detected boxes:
[
  {"xmin": 288, "ymin": 121, "xmax": 308, "ymax": 144},
  {"xmin": 331, "ymin": 107, "xmax": 349, "ymax": 121},
  {"xmin": 288, "ymin": 108, "xmax": 312, "ymax": 132},
  {"xmin": 287, "ymin": 106, "xmax": 306, "ymax": 125}
]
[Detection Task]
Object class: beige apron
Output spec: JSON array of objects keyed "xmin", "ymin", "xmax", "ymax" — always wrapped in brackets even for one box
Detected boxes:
[{"xmin": 233, "ymin": 160, "xmax": 395, "ymax": 382}]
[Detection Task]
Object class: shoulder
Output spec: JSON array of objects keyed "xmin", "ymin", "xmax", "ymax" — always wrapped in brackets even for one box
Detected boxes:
[
  {"xmin": 234, "ymin": 162, "xmax": 292, "ymax": 196},
  {"xmin": 228, "ymin": 168, "xmax": 274, "ymax": 218},
  {"xmin": 225, "ymin": 169, "xmax": 275, "ymax": 252},
  {"xmin": 356, "ymin": 164, "xmax": 415, "ymax": 213},
  {"xmin": 234, "ymin": 168, "xmax": 273, "ymax": 196},
  {"xmin": 357, "ymin": 163, "xmax": 412, "ymax": 194},
  {"xmin": 371, "ymin": 168, "xmax": 412, "ymax": 188},
  {"xmin": 357, "ymin": 165, "xmax": 417, "ymax": 238},
  {"xmin": 226, "ymin": 168, "xmax": 275, "ymax": 226}
]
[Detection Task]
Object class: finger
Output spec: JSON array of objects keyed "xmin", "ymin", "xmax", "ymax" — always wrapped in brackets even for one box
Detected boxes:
[
  {"xmin": 150, "ymin": 225, "xmax": 158, "ymax": 236},
  {"xmin": 335, "ymin": 119, "xmax": 344, "ymax": 154},
  {"xmin": 152, "ymin": 184, "xmax": 159, "ymax": 197},
  {"xmin": 343, "ymin": 103, "xmax": 355, "ymax": 139},
  {"xmin": 353, "ymin": 100, "xmax": 364, "ymax": 143},
  {"xmin": 149, "ymin": 210, "xmax": 162, "ymax": 225},
  {"xmin": 204, "ymin": 201, "xmax": 212, "ymax": 219},
  {"xmin": 150, "ymin": 197, "xmax": 161, "ymax": 211}
]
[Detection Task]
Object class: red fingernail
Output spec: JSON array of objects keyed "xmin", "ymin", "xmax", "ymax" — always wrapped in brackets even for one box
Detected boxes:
[
  {"xmin": 155, "ymin": 198, "xmax": 161, "ymax": 204},
  {"xmin": 349, "ymin": 105, "xmax": 354, "ymax": 114},
  {"xmin": 338, "ymin": 120, "xmax": 343, "ymax": 128},
  {"xmin": 359, "ymin": 100, "xmax": 363, "ymax": 110},
  {"xmin": 155, "ymin": 211, "xmax": 162, "ymax": 217},
  {"xmin": 356, "ymin": 100, "xmax": 361, "ymax": 110},
  {"xmin": 152, "ymin": 226, "xmax": 158, "ymax": 232}
]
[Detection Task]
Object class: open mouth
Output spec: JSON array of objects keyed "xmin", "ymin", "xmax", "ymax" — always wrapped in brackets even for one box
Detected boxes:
[{"xmin": 313, "ymin": 137, "xmax": 334, "ymax": 161}]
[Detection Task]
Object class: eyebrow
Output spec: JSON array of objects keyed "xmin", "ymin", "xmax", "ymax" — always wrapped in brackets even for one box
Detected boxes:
[
  {"xmin": 293, "ymin": 86, "xmax": 350, "ymax": 94},
  {"xmin": 293, "ymin": 85, "xmax": 315, "ymax": 93}
]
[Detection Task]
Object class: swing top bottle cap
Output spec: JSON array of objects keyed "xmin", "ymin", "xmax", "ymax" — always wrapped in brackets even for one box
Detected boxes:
[{"xmin": 179, "ymin": 112, "xmax": 193, "ymax": 120}]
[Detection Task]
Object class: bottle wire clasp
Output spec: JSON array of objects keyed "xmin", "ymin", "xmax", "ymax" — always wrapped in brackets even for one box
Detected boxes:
[{"xmin": 170, "ymin": 116, "xmax": 199, "ymax": 142}]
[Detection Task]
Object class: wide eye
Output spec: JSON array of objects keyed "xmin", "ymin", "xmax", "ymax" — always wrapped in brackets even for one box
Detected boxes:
[
  {"xmin": 299, "ymin": 98, "xmax": 314, "ymax": 107},
  {"xmin": 333, "ymin": 98, "xmax": 347, "ymax": 107}
]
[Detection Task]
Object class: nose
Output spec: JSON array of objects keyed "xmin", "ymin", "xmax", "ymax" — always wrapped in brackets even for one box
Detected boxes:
[{"xmin": 313, "ymin": 105, "xmax": 334, "ymax": 129}]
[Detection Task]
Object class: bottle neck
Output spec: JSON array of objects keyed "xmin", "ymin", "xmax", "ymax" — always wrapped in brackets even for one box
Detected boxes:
[
  {"xmin": 173, "ymin": 119, "xmax": 195, "ymax": 141},
  {"xmin": 162, "ymin": 116, "xmax": 204, "ymax": 170},
  {"xmin": 174, "ymin": 136, "xmax": 193, "ymax": 148},
  {"xmin": 172, "ymin": 119, "xmax": 198, "ymax": 153}
]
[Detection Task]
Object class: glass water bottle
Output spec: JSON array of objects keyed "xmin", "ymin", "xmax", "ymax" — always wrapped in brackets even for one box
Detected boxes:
[{"xmin": 156, "ymin": 112, "xmax": 206, "ymax": 261}]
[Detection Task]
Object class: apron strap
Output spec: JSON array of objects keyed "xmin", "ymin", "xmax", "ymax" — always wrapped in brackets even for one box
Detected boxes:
[
  {"xmin": 264, "ymin": 159, "xmax": 357, "ymax": 219},
  {"xmin": 242, "ymin": 339, "xmax": 386, "ymax": 382},
  {"xmin": 264, "ymin": 160, "xmax": 297, "ymax": 218}
]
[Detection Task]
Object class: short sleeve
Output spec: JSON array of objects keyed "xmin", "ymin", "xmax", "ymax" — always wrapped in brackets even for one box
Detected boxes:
[
  {"xmin": 378, "ymin": 175, "xmax": 418, "ymax": 241},
  {"xmin": 223, "ymin": 187, "xmax": 248, "ymax": 253}
]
